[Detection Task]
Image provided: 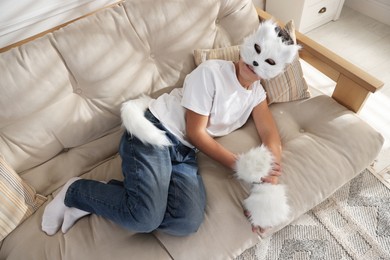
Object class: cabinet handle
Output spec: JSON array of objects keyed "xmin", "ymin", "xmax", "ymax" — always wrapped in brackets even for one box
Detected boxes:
[{"xmin": 318, "ymin": 7, "xmax": 327, "ymax": 14}]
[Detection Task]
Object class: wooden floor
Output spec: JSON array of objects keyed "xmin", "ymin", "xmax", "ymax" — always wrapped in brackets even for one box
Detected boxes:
[{"xmin": 306, "ymin": 6, "xmax": 390, "ymax": 178}]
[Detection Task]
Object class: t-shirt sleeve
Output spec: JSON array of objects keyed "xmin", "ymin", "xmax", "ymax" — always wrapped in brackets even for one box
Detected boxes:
[{"xmin": 181, "ymin": 65, "xmax": 215, "ymax": 116}]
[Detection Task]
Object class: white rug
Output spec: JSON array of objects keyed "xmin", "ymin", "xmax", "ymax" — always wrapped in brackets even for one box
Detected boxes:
[{"xmin": 236, "ymin": 169, "xmax": 390, "ymax": 260}]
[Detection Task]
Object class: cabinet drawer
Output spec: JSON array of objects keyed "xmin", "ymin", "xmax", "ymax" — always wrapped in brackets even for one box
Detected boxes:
[
  {"xmin": 305, "ymin": 0, "xmax": 332, "ymax": 7},
  {"xmin": 301, "ymin": 0, "xmax": 340, "ymax": 30}
]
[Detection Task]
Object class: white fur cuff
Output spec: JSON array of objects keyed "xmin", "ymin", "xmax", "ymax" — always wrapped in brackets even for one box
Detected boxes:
[
  {"xmin": 235, "ymin": 145, "xmax": 273, "ymax": 183},
  {"xmin": 244, "ymin": 184, "xmax": 290, "ymax": 228},
  {"xmin": 235, "ymin": 145, "xmax": 290, "ymax": 228}
]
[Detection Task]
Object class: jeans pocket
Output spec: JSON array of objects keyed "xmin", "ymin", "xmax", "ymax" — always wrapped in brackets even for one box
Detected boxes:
[{"xmin": 174, "ymin": 144, "xmax": 196, "ymax": 163}]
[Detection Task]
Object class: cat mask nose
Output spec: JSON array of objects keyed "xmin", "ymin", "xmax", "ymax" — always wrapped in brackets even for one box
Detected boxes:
[{"xmin": 253, "ymin": 61, "xmax": 259, "ymax": 66}]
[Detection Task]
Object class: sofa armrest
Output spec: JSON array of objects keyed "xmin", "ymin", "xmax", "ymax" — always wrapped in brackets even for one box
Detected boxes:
[{"xmin": 257, "ymin": 8, "xmax": 384, "ymax": 113}]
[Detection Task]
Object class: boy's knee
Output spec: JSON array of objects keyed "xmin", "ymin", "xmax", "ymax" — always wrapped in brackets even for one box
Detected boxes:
[
  {"xmin": 184, "ymin": 215, "xmax": 204, "ymax": 234},
  {"xmin": 121, "ymin": 205, "xmax": 165, "ymax": 233},
  {"xmin": 167, "ymin": 215, "xmax": 205, "ymax": 236},
  {"xmin": 165, "ymin": 203, "xmax": 205, "ymax": 236}
]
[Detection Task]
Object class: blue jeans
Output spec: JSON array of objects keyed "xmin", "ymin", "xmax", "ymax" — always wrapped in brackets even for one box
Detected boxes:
[{"xmin": 64, "ymin": 110, "xmax": 206, "ymax": 236}]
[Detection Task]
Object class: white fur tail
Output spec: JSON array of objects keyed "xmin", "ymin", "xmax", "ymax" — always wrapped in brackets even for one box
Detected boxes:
[{"xmin": 121, "ymin": 95, "xmax": 171, "ymax": 147}]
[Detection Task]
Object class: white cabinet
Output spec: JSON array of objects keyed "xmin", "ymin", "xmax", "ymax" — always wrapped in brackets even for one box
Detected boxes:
[{"xmin": 266, "ymin": 0, "xmax": 345, "ymax": 33}]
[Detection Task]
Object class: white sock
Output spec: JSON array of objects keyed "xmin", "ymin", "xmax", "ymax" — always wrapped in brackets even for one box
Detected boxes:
[
  {"xmin": 61, "ymin": 207, "xmax": 90, "ymax": 233},
  {"xmin": 41, "ymin": 177, "xmax": 80, "ymax": 235},
  {"xmin": 61, "ymin": 180, "xmax": 106, "ymax": 233}
]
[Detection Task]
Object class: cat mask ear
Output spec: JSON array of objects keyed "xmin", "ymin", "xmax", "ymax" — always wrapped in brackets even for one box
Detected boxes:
[
  {"xmin": 275, "ymin": 20, "xmax": 297, "ymax": 45},
  {"xmin": 239, "ymin": 19, "xmax": 301, "ymax": 80}
]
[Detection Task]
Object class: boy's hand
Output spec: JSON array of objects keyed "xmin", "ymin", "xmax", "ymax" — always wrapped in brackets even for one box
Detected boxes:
[
  {"xmin": 260, "ymin": 162, "xmax": 282, "ymax": 184},
  {"xmin": 245, "ymin": 162, "xmax": 282, "ymax": 233},
  {"xmin": 244, "ymin": 210, "xmax": 268, "ymax": 235}
]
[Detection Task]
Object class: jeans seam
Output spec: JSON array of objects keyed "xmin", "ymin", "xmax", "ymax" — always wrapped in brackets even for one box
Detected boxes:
[
  {"xmin": 66, "ymin": 187, "xmax": 122, "ymax": 211},
  {"xmin": 128, "ymin": 137, "xmax": 140, "ymax": 213},
  {"xmin": 170, "ymin": 177, "xmax": 178, "ymax": 216}
]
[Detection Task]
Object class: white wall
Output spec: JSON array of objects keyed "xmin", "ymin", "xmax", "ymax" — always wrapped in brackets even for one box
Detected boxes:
[
  {"xmin": 0, "ymin": 0, "xmax": 120, "ymax": 49},
  {"xmin": 345, "ymin": 0, "xmax": 390, "ymax": 26}
]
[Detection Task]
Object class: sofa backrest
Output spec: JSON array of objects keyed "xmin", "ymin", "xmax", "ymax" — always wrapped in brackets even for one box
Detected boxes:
[{"xmin": 0, "ymin": 0, "xmax": 258, "ymax": 193}]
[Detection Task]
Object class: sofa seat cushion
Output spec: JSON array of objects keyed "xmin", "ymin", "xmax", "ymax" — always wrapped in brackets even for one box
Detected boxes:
[
  {"xmin": 0, "ymin": 208, "xmax": 172, "ymax": 260},
  {"xmin": 0, "ymin": 153, "xmax": 172, "ymax": 260},
  {"xmin": 268, "ymin": 95, "xmax": 383, "ymax": 229},
  {"xmin": 154, "ymin": 94, "xmax": 383, "ymax": 260}
]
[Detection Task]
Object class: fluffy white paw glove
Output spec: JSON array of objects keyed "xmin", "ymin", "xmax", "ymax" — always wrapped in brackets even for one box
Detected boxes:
[{"xmin": 235, "ymin": 145, "xmax": 290, "ymax": 229}]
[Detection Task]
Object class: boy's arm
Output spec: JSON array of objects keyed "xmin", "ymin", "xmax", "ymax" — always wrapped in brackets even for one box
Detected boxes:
[
  {"xmin": 248, "ymin": 100, "xmax": 283, "ymax": 234},
  {"xmin": 185, "ymin": 109, "xmax": 237, "ymax": 170},
  {"xmin": 251, "ymin": 100, "xmax": 283, "ymax": 183}
]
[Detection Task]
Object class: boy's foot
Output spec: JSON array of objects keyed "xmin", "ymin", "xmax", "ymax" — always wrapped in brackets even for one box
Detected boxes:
[{"xmin": 41, "ymin": 177, "xmax": 80, "ymax": 235}]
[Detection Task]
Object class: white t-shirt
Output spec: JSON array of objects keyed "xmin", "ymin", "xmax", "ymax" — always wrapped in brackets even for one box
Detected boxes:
[{"xmin": 149, "ymin": 60, "xmax": 266, "ymax": 148}]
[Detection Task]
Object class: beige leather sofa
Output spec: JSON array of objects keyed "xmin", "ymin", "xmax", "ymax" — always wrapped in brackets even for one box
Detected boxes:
[{"xmin": 0, "ymin": 0, "xmax": 384, "ymax": 259}]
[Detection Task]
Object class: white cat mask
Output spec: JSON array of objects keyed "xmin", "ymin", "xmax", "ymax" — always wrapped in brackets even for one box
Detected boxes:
[{"xmin": 240, "ymin": 20, "xmax": 301, "ymax": 80}]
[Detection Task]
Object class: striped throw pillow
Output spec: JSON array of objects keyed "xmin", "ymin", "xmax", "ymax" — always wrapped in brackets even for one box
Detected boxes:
[
  {"xmin": 193, "ymin": 45, "xmax": 240, "ymax": 66},
  {"xmin": 0, "ymin": 155, "xmax": 47, "ymax": 241},
  {"xmin": 260, "ymin": 54, "xmax": 310, "ymax": 104}
]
